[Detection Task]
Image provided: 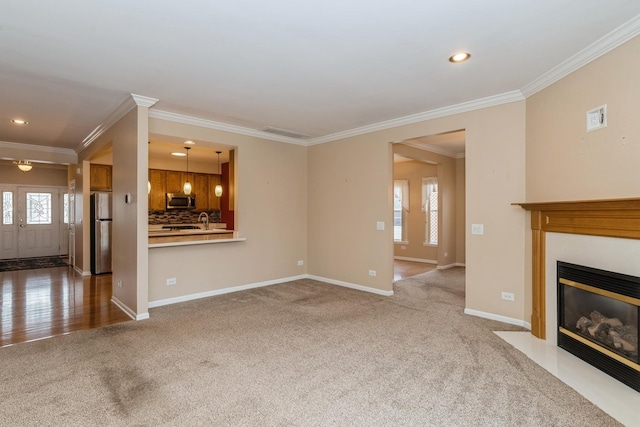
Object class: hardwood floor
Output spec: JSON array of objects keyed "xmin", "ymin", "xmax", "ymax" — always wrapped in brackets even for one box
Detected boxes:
[
  {"xmin": 394, "ymin": 259, "xmax": 437, "ymax": 281},
  {"xmin": 0, "ymin": 265, "xmax": 131, "ymax": 347}
]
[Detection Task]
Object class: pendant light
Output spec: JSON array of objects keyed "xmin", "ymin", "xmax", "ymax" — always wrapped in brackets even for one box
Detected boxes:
[
  {"xmin": 214, "ymin": 151, "xmax": 223, "ymax": 197},
  {"xmin": 14, "ymin": 160, "xmax": 33, "ymax": 172},
  {"xmin": 183, "ymin": 147, "xmax": 192, "ymax": 195}
]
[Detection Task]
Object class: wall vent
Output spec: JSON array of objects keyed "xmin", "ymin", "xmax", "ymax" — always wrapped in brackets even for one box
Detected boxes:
[{"xmin": 261, "ymin": 127, "xmax": 310, "ymax": 139}]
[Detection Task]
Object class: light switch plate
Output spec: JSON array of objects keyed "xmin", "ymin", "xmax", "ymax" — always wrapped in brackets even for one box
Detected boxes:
[
  {"xmin": 376, "ymin": 221, "xmax": 385, "ymax": 231},
  {"xmin": 586, "ymin": 104, "xmax": 607, "ymax": 132},
  {"xmin": 471, "ymin": 224, "xmax": 484, "ymax": 235}
]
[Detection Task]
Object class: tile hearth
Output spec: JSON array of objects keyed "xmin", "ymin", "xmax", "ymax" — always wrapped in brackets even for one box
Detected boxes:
[{"xmin": 496, "ymin": 331, "xmax": 640, "ymax": 427}]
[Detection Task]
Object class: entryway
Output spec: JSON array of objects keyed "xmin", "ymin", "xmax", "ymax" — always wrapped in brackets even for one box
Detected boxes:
[{"xmin": 0, "ymin": 185, "xmax": 68, "ymax": 260}]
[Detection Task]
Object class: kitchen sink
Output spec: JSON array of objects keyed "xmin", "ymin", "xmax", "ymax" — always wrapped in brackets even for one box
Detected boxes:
[{"xmin": 161, "ymin": 225, "xmax": 202, "ymax": 230}]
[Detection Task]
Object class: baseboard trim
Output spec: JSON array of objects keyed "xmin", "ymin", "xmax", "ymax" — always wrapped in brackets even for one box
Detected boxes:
[
  {"xmin": 111, "ymin": 296, "xmax": 148, "ymax": 320},
  {"xmin": 73, "ymin": 265, "xmax": 91, "ymax": 276},
  {"xmin": 437, "ymin": 263, "xmax": 465, "ymax": 270},
  {"xmin": 307, "ymin": 275, "xmax": 394, "ymax": 296},
  {"xmin": 394, "ymin": 256, "xmax": 437, "ymax": 264},
  {"xmin": 148, "ymin": 274, "xmax": 308, "ymax": 308},
  {"xmin": 464, "ymin": 308, "xmax": 529, "ymax": 328},
  {"xmin": 147, "ymin": 273, "xmax": 394, "ymax": 310}
]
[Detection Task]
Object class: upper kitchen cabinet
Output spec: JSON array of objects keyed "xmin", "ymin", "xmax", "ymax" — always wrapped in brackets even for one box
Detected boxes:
[
  {"xmin": 166, "ymin": 170, "xmax": 183, "ymax": 194},
  {"xmin": 148, "ymin": 169, "xmax": 167, "ymax": 211},
  {"xmin": 90, "ymin": 164, "xmax": 112, "ymax": 191},
  {"xmin": 194, "ymin": 173, "xmax": 210, "ymax": 210}
]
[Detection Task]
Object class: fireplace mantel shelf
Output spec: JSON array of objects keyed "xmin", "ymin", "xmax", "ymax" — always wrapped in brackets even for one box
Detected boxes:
[{"xmin": 514, "ymin": 197, "xmax": 640, "ymax": 338}]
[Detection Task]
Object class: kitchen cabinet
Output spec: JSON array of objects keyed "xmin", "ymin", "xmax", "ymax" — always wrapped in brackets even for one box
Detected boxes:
[
  {"xmin": 148, "ymin": 169, "xmax": 167, "ymax": 211},
  {"xmin": 90, "ymin": 164, "xmax": 112, "ymax": 191},
  {"xmin": 194, "ymin": 173, "xmax": 210, "ymax": 210},
  {"xmin": 166, "ymin": 170, "xmax": 183, "ymax": 193},
  {"xmin": 149, "ymin": 168, "xmax": 222, "ymax": 211}
]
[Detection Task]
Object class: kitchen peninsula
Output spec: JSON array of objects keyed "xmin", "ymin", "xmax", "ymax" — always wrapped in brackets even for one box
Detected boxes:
[{"xmin": 148, "ymin": 223, "xmax": 244, "ymax": 247}]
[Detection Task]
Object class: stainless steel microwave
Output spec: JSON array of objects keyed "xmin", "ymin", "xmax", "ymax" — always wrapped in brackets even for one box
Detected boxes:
[{"xmin": 166, "ymin": 193, "xmax": 196, "ymax": 210}]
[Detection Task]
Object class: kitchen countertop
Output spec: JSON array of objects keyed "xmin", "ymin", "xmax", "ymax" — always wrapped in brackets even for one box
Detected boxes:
[
  {"xmin": 148, "ymin": 223, "xmax": 228, "ymax": 237},
  {"xmin": 148, "ymin": 223, "xmax": 246, "ymax": 247}
]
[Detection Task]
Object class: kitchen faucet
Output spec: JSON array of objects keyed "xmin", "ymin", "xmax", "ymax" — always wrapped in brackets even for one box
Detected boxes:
[{"xmin": 198, "ymin": 212, "xmax": 209, "ymax": 230}]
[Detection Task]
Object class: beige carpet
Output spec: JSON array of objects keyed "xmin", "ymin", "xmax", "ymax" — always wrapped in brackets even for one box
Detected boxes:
[{"xmin": 0, "ymin": 268, "xmax": 620, "ymax": 426}]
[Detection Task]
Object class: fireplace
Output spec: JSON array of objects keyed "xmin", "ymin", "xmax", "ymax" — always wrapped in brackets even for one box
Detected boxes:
[{"xmin": 557, "ymin": 261, "xmax": 640, "ymax": 392}]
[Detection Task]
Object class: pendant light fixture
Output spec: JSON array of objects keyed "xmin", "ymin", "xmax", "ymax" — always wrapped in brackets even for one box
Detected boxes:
[
  {"xmin": 183, "ymin": 147, "xmax": 192, "ymax": 195},
  {"xmin": 14, "ymin": 160, "xmax": 33, "ymax": 172},
  {"xmin": 214, "ymin": 151, "xmax": 223, "ymax": 197}
]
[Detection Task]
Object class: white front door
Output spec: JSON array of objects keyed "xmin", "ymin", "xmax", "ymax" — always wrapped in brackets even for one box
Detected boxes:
[{"xmin": 16, "ymin": 187, "xmax": 61, "ymax": 258}]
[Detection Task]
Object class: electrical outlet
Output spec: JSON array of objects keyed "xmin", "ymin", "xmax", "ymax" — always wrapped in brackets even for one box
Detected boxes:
[
  {"xmin": 166, "ymin": 277, "xmax": 177, "ymax": 286},
  {"xmin": 401, "ymin": 245, "xmax": 406, "ymax": 250},
  {"xmin": 444, "ymin": 252, "xmax": 448, "ymax": 257},
  {"xmin": 501, "ymin": 292, "xmax": 515, "ymax": 301},
  {"xmin": 376, "ymin": 221, "xmax": 385, "ymax": 231},
  {"xmin": 368, "ymin": 270, "xmax": 377, "ymax": 277},
  {"xmin": 116, "ymin": 280, "xmax": 123, "ymax": 288},
  {"xmin": 297, "ymin": 260, "xmax": 304, "ymax": 266}
]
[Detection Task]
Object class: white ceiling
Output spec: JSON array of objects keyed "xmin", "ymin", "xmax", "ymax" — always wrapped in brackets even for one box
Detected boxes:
[{"xmin": 2, "ymin": 1, "xmax": 640, "ymax": 156}]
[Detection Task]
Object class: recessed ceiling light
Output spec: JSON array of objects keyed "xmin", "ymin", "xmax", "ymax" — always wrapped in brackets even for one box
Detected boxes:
[
  {"xmin": 11, "ymin": 119, "xmax": 29, "ymax": 125},
  {"xmin": 449, "ymin": 52, "xmax": 471, "ymax": 63},
  {"xmin": 184, "ymin": 140, "xmax": 196, "ymax": 145},
  {"xmin": 171, "ymin": 152, "xmax": 187, "ymax": 157}
]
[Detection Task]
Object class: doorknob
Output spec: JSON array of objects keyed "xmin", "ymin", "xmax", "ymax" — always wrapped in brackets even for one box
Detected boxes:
[{"xmin": 19, "ymin": 224, "xmax": 25, "ymax": 227}]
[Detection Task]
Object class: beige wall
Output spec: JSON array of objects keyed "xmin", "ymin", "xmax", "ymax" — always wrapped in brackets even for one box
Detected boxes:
[
  {"xmin": 308, "ymin": 101, "xmax": 526, "ymax": 319},
  {"xmin": 147, "ymin": 118, "xmax": 308, "ymax": 302},
  {"xmin": 0, "ymin": 163, "xmax": 68, "ymax": 186},
  {"xmin": 526, "ymin": 36, "xmax": 640, "ymax": 201},
  {"xmin": 77, "ymin": 105, "xmax": 150, "ymax": 316},
  {"xmin": 524, "ymin": 35, "xmax": 640, "ymax": 323},
  {"xmin": 392, "ymin": 160, "xmax": 439, "ymax": 262},
  {"xmin": 307, "ymin": 139, "xmax": 394, "ymax": 290}
]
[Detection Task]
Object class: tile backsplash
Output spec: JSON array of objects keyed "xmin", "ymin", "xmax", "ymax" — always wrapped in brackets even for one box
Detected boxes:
[{"xmin": 148, "ymin": 210, "xmax": 221, "ymax": 224}]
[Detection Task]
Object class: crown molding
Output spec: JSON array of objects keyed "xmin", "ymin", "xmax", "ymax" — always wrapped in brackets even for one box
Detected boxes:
[
  {"xmin": 78, "ymin": 93, "xmax": 159, "ymax": 152},
  {"xmin": 521, "ymin": 15, "xmax": 640, "ymax": 98},
  {"xmin": 306, "ymin": 90, "xmax": 525, "ymax": 146},
  {"xmin": 0, "ymin": 140, "xmax": 77, "ymax": 164},
  {"xmin": 148, "ymin": 109, "xmax": 309, "ymax": 146},
  {"xmin": 150, "ymin": 91, "xmax": 523, "ymax": 148},
  {"xmin": 131, "ymin": 93, "xmax": 159, "ymax": 108}
]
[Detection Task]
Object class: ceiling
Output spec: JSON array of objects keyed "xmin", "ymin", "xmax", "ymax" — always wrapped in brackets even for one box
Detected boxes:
[{"xmin": 2, "ymin": 2, "xmax": 640, "ymax": 156}]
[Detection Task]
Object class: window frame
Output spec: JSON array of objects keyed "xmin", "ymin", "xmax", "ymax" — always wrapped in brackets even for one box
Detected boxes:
[
  {"xmin": 422, "ymin": 177, "xmax": 438, "ymax": 246},
  {"xmin": 393, "ymin": 179, "xmax": 409, "ymax": 243}
]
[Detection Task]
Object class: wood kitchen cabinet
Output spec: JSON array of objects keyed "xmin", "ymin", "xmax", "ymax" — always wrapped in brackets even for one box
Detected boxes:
[
  {"xmin": 166, "ymin": 171, "xmax": 196, "ymax": 195},
  {"xmin": 165, "ymin": 170, "xmax": 184, "ymax": 193},
  {"xmin": 148, "ymin": 169, "xmax": 167, "ymax": 211},
  {"xmin": 90, "ymin": 164, "xmax": 112, "ymax": 191},
  {"xmin": 149, "ymin": 168, "xmax": 222, "ymax": 211},
  {"xmin": 194, "ymin": 173, "xmax": 210, "ymax": 210}
]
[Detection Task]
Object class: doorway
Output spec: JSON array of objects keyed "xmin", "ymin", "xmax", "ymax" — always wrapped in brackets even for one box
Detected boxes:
[
  {"xmin": 392, "ymin": 130, "xmax": 466, "ymax": 274},
  {"xmin": 0, "ymin": 185, "xmax": 68, "ymax": 260}
]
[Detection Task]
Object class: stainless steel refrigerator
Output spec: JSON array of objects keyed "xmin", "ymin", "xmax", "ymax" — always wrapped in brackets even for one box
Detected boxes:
[{"xmin": 90, "ymin": 192, "xmax": 112, "ymax": 274}]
